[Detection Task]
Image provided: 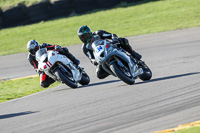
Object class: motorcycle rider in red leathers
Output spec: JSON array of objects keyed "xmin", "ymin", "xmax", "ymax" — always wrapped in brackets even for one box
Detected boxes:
[{"xmin": 27, "ymin": 40, "xmax": 80, "ymax": 88}]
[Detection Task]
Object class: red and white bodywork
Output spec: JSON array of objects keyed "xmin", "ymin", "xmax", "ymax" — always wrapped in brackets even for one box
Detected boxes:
[{"xmin": 36, "ymin": 49, "xmax": 81, "ymax": 82}]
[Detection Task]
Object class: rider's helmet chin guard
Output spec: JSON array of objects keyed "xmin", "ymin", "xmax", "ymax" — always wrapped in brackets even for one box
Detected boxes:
[
  {"xmin": 27, "ymin": 39, "xmax": 40, "ymax": 55},
  {"xmin": 77, "ymin": 25, "xmax": 92, "ymax": 44}
]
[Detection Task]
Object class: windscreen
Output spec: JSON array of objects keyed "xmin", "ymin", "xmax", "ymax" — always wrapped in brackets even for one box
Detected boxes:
[
  {"xmin": 93, "ymin": 40, "xmax": 105, "ymax": 47},
  {"xmin": 36, "ymin": 48, "xmax": 47, "ymax": 62}
]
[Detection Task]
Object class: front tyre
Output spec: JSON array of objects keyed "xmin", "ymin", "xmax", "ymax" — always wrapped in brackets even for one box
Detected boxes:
[
  {"xmin": 110, "ymin": 62, "xmax": 135, "ymax": 85},
  {"xmin": 79, "ymin": 72, "xmax": 90, "ymax": 85},
  {"xmin": 138, "ymin": 62, "xmax": 152, "ymax": 81},
  {"xmin": 54, "ymin": 68, "xmax": 78, "ymax": 88}
]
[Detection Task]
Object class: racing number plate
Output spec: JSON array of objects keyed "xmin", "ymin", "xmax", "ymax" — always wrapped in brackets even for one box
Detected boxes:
[{"xmin": 96, "ymin": 45, "xmax": 103, "ymax": 53}]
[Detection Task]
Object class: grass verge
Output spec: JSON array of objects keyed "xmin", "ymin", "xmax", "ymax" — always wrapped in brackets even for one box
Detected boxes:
[
  {"xmin": 154, "ymin": 121, "xmax": 200, "ymax": 133},
  {"xmin": 173, "ymin": 126, "xmax": 200, "ymax": 133},
  {"xmin": 0, "ymin": 0, "xmax": 199, "ymax": 56},
  {"xmin": 0, "ymin": 77, "xmax": 61, "ymax": 103}
]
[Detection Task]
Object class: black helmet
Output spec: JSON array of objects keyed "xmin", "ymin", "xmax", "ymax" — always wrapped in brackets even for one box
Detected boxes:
[
  {"xmin": 27, "ymin": 39, "xmax": 39, "ymax": 55},
  {"xmin": 77, "ymin": 25, "xmax": 92, "ymax": 44}
]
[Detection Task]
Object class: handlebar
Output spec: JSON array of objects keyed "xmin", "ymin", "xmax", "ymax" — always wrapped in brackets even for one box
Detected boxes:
[{"xmin": 111, "ymin": 42, "xmax": 120, "ymax": 48}]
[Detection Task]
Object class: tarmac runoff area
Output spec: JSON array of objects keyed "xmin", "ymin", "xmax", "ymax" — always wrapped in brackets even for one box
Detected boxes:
[
  {"xmin": 1, "ymin": 73, "xmax": 200, "ymax": 132},
  {"xmin": 1, "ymin": 75, "xmax": 200, "ymax": 133}
]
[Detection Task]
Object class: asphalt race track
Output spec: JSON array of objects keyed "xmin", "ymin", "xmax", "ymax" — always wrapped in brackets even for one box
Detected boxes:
[{"xmin": 0, "ymin": 27, "xmax": 200, "ymax": 133}]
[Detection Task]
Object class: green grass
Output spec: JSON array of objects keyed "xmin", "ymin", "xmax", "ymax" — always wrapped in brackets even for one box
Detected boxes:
[
  {"xmin": 173, "ymin": 126, "xmax": 200, "ymax": 133},
  {"xmin": 0, "ymin": 0, "xmax": 199, "ymax": 56},
  {"xmin": 0, "ymin": 77, "xmax": 61, "ymax": 103},
  {"xmin": 0, "ymin": 0, "xmax": 42, "ymax": 10}
]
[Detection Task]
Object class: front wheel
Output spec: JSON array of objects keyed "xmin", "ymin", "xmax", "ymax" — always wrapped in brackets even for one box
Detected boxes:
[
  {"xmin": 54, "ymin": 68, "xmax": 78, "ymax": 88},
  {"xmin": 138, "ymin": 62, "xmax": 152, "ymax": 81},
  {"xmin": 79, "ymin": 72, "xmax": 90, "ymax": 85},
  {"xmin": 110, "ymin": 62, "xmax": 135, "ymax": 85}
]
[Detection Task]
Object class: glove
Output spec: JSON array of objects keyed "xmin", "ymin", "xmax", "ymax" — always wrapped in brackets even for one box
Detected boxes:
[
  {"xmin": 55, "ymin": 45, "xmax": 62, "ymax": 51},
  {"xmin": 112, "ymin": 34, "xmax": 118, "ymax": 43},
  {"xmin": 91, "ymin": 59, "xmax": 98, "ymax": 66},
  {"xmin": 112, "ymin": 42, "xmax": 120, "ymax": 48},
  {"xmin": 112, "ymin": 37, "xmax": 118, "ymax": 43},
  {"xmin": 112, "ymin": 37, "xmax": 120, "ymax": 48}
]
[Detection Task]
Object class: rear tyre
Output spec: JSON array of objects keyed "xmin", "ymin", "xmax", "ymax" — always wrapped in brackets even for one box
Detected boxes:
[
  {"xmin": 110, "ymin": 62, "xmax": 135, "ymax": 85},
  {"xmin": 79, "ymin": 72, "xmax": 90, "ymax": 85},
  {"xmin": 54, "ymin": 68, "xmax": 78, "ymax": 88}
]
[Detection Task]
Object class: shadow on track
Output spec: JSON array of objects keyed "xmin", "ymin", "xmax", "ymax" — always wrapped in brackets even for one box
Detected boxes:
[
  {"xmin": 82, "ymin": 72, "xmax": 200, "ymax": 88},
  {"xmin": 136, "ymin": 72, "xmax": 200, "ymax": 85},
  {"xmin": 79, "ymin": 79, "xmax": 121, "ymax": 88},
  {"xmin": 54, "ymin": 72, "xmax": 200, "ymax": 91},
  {"xmin": 53, "ymin": 79, "xmax": 121, "ymax": 92},
  {"xmin": 0, "ymin": 111, "xmax": 38, "ymax": 119}
]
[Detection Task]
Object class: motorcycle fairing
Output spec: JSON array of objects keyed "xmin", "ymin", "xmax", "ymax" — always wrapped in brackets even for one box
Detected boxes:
[
  {"xmin": 92, "ymin": 39, "xmax": 144, "ymax": 78},
  {"xmin": 37, "ymin": 50, "xmax": 81, "ymax": 82}
]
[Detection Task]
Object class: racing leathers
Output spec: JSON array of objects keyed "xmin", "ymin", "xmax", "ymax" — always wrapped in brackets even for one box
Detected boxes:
[
  {"xmin": 28, "ymin": 43, "xmax": 80, "ymax": 88},
  {"xmin": 82, "ymin": 30, "xmax": 142, "ymax": 79}
]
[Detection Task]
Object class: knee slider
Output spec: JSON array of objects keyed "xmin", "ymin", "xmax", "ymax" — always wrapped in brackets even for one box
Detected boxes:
[
  {"xmin": 124, "ymin": 38, "xmax": 129, "ymax": 45},
  {"xmin": 40, "ymin": 81, "xmax": 50, "ymax": 88},
  {"xmin": 61, "ymin": 47, "xmax": 69, "ymax": 53}
]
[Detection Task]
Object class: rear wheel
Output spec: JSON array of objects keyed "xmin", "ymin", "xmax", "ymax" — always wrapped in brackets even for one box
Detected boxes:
[
  {"xmin": 54, "ymin": 68, "xmax": 78, "ymax": 88},
  {"xmin": 110, "ymin": 62, "xmax": 135, "ymax": 85}
]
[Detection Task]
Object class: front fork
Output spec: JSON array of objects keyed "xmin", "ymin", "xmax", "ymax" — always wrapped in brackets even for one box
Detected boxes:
[
  {"xmin": 57, "ymin": 63, "xmax": 72, "ymax": 77},
  {"xmin": 130, "ymin": 57, "xmax": 144, "ymax": 78},
  {"xmin": 112, "ymin": 56, "xmax": 143, "ymax": 78}
]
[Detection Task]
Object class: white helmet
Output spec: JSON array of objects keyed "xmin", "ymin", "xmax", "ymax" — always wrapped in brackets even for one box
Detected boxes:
[{"xmin": 27, "ymin": 40, "xmax": 39, "ymax": 55}]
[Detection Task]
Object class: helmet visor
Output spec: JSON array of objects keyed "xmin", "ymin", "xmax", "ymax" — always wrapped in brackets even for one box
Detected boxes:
[
  {"xmin": 29, "ymin": 46, "xmax": 39, "ymax": 55},
  {"xmin": 79, "ymin": 33, "xmax": 91, "ymax": 44}
]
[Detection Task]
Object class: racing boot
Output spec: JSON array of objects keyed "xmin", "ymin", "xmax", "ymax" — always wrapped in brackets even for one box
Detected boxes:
[
  {"xmin": 60, "ymin": 48, "xmax": 80, "ymax": 66},
  {"xmin": 65, "ymin": 52, "xmax": 80, "ymax": 66},
  {"xmin": 118, "ymin": 38, "xmax": 142, "ymax": 61},
  {"xmin": 130, "ymin": 50, "xmax": 142, "ymax": 61}
]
